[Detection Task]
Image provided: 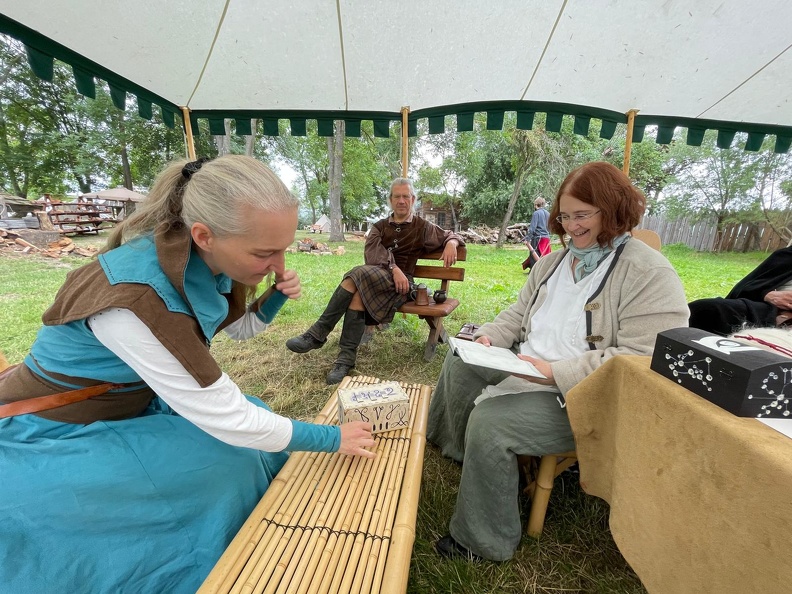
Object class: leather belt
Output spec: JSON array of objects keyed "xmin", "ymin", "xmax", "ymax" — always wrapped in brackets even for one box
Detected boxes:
[{"xmin": 0, "ymin": 365, "xmax": 121, "ymax": 419}]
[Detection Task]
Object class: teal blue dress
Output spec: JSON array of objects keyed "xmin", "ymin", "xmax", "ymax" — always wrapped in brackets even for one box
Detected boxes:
[{"xmin": 0, "ymin": 234, "xmax": 339, "ymax": 593}]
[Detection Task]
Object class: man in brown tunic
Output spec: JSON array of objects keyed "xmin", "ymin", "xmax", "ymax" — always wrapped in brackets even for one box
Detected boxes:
[{"xmin": 286, "ymin": 178, "xmax": 464, "ymax": 384}]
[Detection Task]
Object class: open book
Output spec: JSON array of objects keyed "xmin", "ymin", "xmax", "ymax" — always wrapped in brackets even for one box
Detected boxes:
[{"xmin": 448, "ymin": 336, "xmax": 546, "ymax": 378}]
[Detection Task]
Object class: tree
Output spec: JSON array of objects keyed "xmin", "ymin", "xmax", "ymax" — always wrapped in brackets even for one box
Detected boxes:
[
  {"xmin": 660, "ymin": 132, "xmax": 771, "ymax": 241},
  {"xmin": 495, "ymin": 126, "xmax": 581, "ymax": 247},
  {"xmin": 459, "ymin": 114, "xmax": 607, "ymax": 243},
  {"xmin": 0, "ymin": 36, "xmax": 81, "ymax": 196},
  {"xmin": 268, "ymin": 125, "xmax": 331, "ymax": 224},
  {"xmin": 455, "ymin": 123, "xmax": 515, "ymax": 227},
  {"xmin": 0, "ymin": 33, "xmax": 200, "ymax": 196},
  {"xmin": 602, "ymin": 132, "xmax": 698, "ymax": 214},
  {"xmin": 208, "ymin": 118, "xmax": 261, "ymax": 158},
  {"xmin": 751, "ymin": 140, "xmax": 792, "ymax": 245},
  {"xmin": 268, "ymin": 121, "xmax": 397, "ymax": 231},
  {"xmin": 414, "ymin": 122, "xmax": 474, "ymax": 231},
  {"xmin": 327, "ymin": 121, "xmax": 344, "ymax": 241}
]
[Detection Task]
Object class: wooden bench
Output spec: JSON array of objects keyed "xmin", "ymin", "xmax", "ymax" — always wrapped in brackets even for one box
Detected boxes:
[
  {"xmin": 396, "ymin": 245, "xmax": 466, "ymax": 362},
  {"xmin": 199, "ymin": 376, "xmax": 432, "ymax": 594}
]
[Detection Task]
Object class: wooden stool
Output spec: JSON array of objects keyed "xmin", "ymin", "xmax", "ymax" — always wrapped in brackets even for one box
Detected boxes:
[{"xmin": 520, "ymin": 451, "xmax": 578, "ymax": 538}]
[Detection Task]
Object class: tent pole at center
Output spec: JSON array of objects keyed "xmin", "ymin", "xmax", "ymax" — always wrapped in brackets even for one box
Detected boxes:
[
  {"xmin": 181, "ymin": 107, "xmax": 197, "ymax": 160},
  {"xmin": 622, "ymin": 108, "xmax": 639, "ymax": 176},
  {"xmin": 401, "ymin": 106, "xmax": 410, "ymax": 178}
]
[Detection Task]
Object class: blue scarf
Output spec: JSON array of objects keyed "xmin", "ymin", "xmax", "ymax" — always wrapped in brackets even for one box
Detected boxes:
[{"xmin": 568, "ymin": 233, "xmax": 630, "ymax": 282}]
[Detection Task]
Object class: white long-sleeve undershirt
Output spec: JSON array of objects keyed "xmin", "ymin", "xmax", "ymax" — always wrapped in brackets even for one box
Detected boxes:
[
  {"xmin": 88, "ymin": 307, "xmax": 293, "ymax": 451},
  {"xmin": 222, "ymin": 305, "xmax": 269, "ymax": 340}
]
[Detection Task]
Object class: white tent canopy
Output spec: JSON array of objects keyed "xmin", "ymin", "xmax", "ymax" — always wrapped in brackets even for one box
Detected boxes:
[{"xmin": 1, "ymin": 0, "xmax": 791, "ymax": 151}]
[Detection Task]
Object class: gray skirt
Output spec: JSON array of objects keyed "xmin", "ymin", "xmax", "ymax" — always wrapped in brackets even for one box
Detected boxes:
[{"xmin": 427, "ymin": 349, "xmax": 576, "ymax": 561}]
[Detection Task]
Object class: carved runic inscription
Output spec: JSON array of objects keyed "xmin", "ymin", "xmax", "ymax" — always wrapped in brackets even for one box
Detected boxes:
[{"xmin": 337, "ymin": 381, "xmax": 410, "ymax": 434}]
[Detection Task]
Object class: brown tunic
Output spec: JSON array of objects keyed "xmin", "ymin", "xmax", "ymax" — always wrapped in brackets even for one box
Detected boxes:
[
  {"xmin": 0, "ymin": 227, "xmax": 272, "ymax": 423},
  {"xmin": 344, "ymin": 214, "xmax": 464, "ymax": 324}
]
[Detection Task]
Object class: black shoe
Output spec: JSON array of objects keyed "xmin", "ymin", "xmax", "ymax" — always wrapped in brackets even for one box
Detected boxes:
[
  {"xmin": 286, "ymin": 332, "xmax": 325, "ymax": 353},
  {"xmin": 326, "ymin": 363, "xmax": 353, "ymax": 385},
  {"xmin": 435, "ymin": 534, "xmax": 482, "ymax": 561}
]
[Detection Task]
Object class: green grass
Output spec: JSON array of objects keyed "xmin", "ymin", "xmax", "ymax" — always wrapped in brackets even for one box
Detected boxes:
[{"xmin": 0, "ymin": 232, "xmax": 775, "ymax": 593}]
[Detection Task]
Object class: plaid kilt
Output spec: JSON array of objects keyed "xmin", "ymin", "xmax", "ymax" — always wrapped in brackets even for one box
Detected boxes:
[{"xmin": 344, "ymin": 264, "xmax": 410, "ymax": 324}]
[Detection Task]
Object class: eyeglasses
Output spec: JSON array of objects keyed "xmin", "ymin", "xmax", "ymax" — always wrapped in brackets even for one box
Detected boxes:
[{"xmin": 555, "ymin": 210, "xmax": 601, "ymax": 224}]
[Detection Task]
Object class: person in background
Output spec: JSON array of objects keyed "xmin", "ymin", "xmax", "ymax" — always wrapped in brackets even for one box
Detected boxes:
[
  {"xmin": 0, "ymin": 155, "xmax": 374, "ymax": 594},
  {"xmin": 427, "ymin": 161, "xmax": 689, "ymax": 562},
  {"xmin": 286, "ymin": 178, "xmax": 464, "ymax": 384},
  {"xmin": 522, "ymin": 196, "xmax": 551, "ymax": 270},
  {"xmin": 689, "ymin": 246, "xmax": 792, "ymax": 334}
]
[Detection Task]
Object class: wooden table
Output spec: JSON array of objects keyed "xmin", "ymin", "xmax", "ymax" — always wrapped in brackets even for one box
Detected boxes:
[
  {"xmin": 48, "ymin": 209, "xmax": 105, "ymax": 235},
  {"xmin": 566, "ymin": 356, "xmax": 792, "ymax": 594},
  {"xmin": 199, "ymin": 376, "xmax": 431, "ymax": 594}
]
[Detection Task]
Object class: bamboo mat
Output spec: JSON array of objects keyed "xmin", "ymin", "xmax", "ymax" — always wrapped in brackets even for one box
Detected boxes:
[{"xmin": 198, "ymin": 376, "xmax": 432, "ymax": 594}]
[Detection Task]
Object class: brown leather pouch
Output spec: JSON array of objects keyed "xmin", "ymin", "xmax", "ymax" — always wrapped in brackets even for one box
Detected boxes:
[{"xmin": 455, "ymin": 323, "xmax": 481, "ymax": 341}]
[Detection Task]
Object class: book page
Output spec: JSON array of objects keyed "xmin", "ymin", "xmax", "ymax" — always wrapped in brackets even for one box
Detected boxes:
[
  {"xmin": 448, "ymin": 337, "xmax": 546, "ymax": 378},
  {"xmin": 757, "ymin": 418, "xmax": 792, "ymax": 440}
]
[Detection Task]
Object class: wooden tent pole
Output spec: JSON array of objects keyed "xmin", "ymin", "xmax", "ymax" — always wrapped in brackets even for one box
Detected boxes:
[
  {"xmin": 400, "ymin": 106, "xmax": 410, "ymax": 178},
  {"xmin": 622, "ymin": 109, "xmax": 639, "ymax": 176},
  {"xmin": 181, "ymin": 107, "xmax": 197, "ymax": 160}
]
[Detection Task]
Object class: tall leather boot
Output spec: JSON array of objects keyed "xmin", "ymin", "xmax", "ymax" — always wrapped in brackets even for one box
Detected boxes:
[
  {"xmin": 286, "ymin": 285, "xmax": 354, "ymax": 353},
  {"xmin": 326, "ymin": 310, "xmax": 366, "ymax": 385}
]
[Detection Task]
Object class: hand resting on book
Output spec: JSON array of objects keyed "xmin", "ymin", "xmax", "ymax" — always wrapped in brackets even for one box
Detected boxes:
[{"xmin": 473, "ymin": 336, "xmax": 556, "ymax": 385}]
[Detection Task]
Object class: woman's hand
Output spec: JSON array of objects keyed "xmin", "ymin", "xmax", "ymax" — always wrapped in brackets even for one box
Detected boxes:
[
  {"xmin": 392, "ymin": 267, "xmax": 410, "ymax": 294},
  {"xmin": 474, "ymin": 336, "xmax": 491, "ymax": 346},
  {"xmin": 441, "ymin": 241, "xmax": 459, "ymax": 267},
  {"xmin": 275, "ymin": 269, "xmax": 302, "ymax": 299},
  {"xmin": 338, "ymin": 421, "xmax": 376, "ymax": 458},
  {"xmin": 515, "ymin": 354, "xmax": 556, "ymax": 386}
]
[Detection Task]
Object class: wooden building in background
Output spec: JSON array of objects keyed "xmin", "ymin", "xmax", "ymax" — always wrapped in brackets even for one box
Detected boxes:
[{"xmin": 415, "ymin": 195, "xmax": 464, "ymax": 231}]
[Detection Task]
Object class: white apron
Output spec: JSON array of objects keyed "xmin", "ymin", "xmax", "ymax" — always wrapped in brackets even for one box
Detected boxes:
[{"xmin": 475, "ymin": 250, "xmax": 616, "ymax": 406}]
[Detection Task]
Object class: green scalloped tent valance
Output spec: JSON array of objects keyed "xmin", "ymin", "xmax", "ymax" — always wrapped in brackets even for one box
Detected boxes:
[
  {"xmin": 173, "ymin": 105, "xmax": 792, "ymax": 154},
  {"xmin": 2, "ymin": 14, "xmax": 790, "ymax": 153},
  {"xmin": 3, "ymin": 16, "xmax": 181, "ymax": 128}
]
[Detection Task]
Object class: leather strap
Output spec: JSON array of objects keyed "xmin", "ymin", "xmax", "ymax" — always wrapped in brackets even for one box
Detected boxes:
[{"xmin": 0, "ymin": 373, "xmax": 122, "ymax": 419}]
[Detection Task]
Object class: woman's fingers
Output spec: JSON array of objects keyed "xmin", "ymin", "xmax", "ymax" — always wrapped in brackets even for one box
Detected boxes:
[{"xmin": 339, "ymin": 421, "xmax": 377, "ymax": 458}]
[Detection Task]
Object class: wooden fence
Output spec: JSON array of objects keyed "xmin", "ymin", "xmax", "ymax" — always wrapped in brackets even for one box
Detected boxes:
[{"xmin": 636, "ymin": 216, "xmax": 790, "ymax": 253}]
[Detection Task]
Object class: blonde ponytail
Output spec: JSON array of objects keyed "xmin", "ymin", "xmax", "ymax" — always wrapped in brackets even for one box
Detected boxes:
[{"xmin": 101, "ymin": 155, "xmax": 297, "ymax": 253}]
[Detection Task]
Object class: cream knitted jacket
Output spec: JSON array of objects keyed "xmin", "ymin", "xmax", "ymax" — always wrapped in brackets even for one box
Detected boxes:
[{"xmin": 476, "ymin": 238, "xmax": 689, "ymax": 397}]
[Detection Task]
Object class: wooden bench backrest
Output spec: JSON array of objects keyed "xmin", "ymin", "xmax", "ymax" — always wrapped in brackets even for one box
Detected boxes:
[
  {"xmin": 412, "ymin": 245, "xmax": 466, "ymax": 293},
  {"xmin": 631, "ymin": 229, "xmax": 662, "ymax": 251}
]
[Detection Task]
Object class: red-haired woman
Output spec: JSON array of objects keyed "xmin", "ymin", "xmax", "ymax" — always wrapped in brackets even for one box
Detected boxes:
[{"xmin": 428, "ymin": 161, "xmax": 689, "ymax": 561}]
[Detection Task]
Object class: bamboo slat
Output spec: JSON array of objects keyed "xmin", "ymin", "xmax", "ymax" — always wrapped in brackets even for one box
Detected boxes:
[
  {"xmin": 200, "ymin": 378, "xmax": 353, "ymax": 594},
  {"xmin": 199, "ymin": 376, "xmax": 431, "ymax": 594},
  {"xmin": 309, "ymin": 434, "xmax": 404, "ymax": 594},
  {"xmin": 379, "ymin": 384, "xmax": 430, "ymax": 594}
]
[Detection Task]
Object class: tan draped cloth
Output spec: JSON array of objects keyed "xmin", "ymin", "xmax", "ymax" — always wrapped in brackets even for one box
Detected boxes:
[{"xmin": 566, "ymin": 355, "xmax": 792, "ymax": 594}]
